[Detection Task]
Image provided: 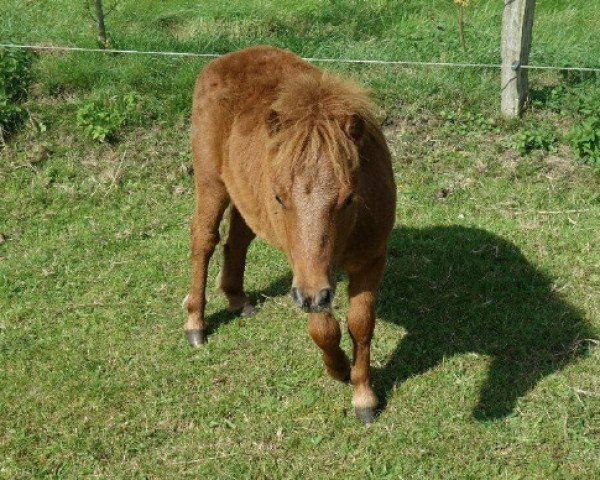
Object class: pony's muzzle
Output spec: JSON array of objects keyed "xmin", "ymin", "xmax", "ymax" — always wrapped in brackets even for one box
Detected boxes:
[{"xmin": 291, "ymin": 286, "xmax": 333, "ymax": 313}]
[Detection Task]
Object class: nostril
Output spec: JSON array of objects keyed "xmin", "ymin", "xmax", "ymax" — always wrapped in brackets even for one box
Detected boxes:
[
  {"xmin": 316, "ymin": 288, "xmax": 332, "ymax": 308},
  {"xmin": 291, "ymin": 287, "xmax": 302, "ymax": 306}
]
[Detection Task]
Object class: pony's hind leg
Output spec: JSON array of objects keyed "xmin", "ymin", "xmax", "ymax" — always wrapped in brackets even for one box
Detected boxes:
[
  {"xmin": 347, "ymin": 255, "xmax": 386, "ymax": 424},
  {"xmin": 185, "ymin": 180, "xmax": 229, "ymax": 347},
  {"xmin": 218, "ymin": 205, "xmax": 256, "ymax": 316}
]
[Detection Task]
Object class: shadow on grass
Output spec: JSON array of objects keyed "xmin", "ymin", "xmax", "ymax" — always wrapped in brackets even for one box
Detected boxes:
[
  {"xmin": 204, "ymin": 272, "xmax": 293, "ymax": 337},
  {"xmin": 560, "ymin": 68, "xmax": 600, "ymax": 86},
  {"xmin": 373, "ymin": 226, "xmax": 595, "ymax": 420},
  {"xmin": 528, "ymin": 85, "xmax": 562, "ymax": 109}
]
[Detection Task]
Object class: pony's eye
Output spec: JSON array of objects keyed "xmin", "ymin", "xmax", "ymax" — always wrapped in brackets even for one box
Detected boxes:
[
  {"xmin": 342, "ymin": 194, "xmax": 354, "ymax": 208},
  {"xmin": 275, "ymin": 193, "xmax": 285, "ymax": 208}
]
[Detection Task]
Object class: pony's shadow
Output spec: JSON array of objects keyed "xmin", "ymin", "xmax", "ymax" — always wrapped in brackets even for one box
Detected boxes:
[
  {"xmin": 203, "ymin": 226, "xmax": 595, "ymax": 421},
  {"xmin": 204, "ymin": 271, "xmax": 293, "ymax": 337},
  {"xmin": 374, "ymin": 226, "xmax": 595, "ymax": 420}
]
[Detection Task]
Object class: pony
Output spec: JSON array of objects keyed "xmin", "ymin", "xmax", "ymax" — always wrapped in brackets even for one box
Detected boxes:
[{"xmin": 185, "ymin": 46, "xmax": 396, "ymax": 423}]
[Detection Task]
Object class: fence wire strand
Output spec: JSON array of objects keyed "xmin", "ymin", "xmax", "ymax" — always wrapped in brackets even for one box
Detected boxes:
[{"xmin": 2, "ymin": 43, "xmax": 600, "ymax": 73}]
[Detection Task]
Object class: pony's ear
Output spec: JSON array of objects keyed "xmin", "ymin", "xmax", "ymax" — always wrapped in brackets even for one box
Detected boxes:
[
  {"xmin": 266, "ymin": 109, "xmax": 282, "ymax": 137},
  {"xmin": 343, "ymin": 113, "xmax": 366, "ymax": 144}
]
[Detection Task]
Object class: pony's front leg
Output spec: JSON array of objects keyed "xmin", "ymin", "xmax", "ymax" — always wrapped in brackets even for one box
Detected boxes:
[
  {"xmin": 185, "ymin": 181, "xmax": 229, "ymax": 347},
  {"xmin": 347, "ymin": 255, "xmax": 386, "ymax": 424},
  {"xmin": 308, "ymin": 312, "xmax": 350, "ymax": 382}
]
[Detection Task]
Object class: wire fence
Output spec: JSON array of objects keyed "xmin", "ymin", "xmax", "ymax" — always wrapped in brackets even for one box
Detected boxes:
[{"xmin": 2, "ymin": 43, "xmax": 600, "ymax": 73}]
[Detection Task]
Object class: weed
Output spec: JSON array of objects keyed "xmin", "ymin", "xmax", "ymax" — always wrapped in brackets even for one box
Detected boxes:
[
  {"xmin": 440, "ymin": 109, "xmax": 498, "ymax": 135},
  {"xmin": 531, "ymin": 83, "xmax": 600, "ymax": 117},
  {"xmin": 514, "ymin": 124, "xmax": 558, "ymax": 155},
  {"xmin": 76, "ymin": 92, "xmax": 140, "ymax": 142},
  {"xmin": 0, "ymin": 93, "xmax": 23, "ymax": 140},
  {"xmin": 567, "ymin": 116, "xmax": 600, "ymax": 170},
  {"xmin": 0, "ymin": 48, "xmax": 34, "ymax": 139}
]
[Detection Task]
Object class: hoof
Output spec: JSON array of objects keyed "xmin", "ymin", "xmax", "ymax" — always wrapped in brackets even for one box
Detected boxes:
[
  {"xmin": 185, "ymin": 329, "xmax": 205, "ymax": 347},
  {"xmin": 355, "ymin": 407, "xmax": 376, "ymax": 425}
]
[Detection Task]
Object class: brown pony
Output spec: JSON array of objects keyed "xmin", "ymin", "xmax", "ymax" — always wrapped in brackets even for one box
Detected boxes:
[{"xmin": 185, "ymin": 46, "xmax": 396, "ymax": 423}]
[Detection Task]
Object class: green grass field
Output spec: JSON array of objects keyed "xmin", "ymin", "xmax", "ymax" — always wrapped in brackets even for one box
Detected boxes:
[{"xmin": 1, "ymin": 1, "xmax": 599, "ymax": 478}]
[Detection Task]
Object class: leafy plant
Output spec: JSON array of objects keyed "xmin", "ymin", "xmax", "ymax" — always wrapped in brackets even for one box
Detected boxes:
[
  {"xmin": 0, "ymin": 94, "xmax": 23, "ymax": 138},
  {"xmin": 0, "ymin": 48, "xmax": 35, "ymax": 139},
  {"xmin": 440, "ymin": 109, "xmax": 497, "ymax": 135},
  {"xmin": 514, "ymin": 125, "xmax": 558, "ymax": 155},
  {"xmin": 530, "ymin": 85, "xmax": 567, "ymax": 114},
  {"xmin": 76, "ymin": 92, "xmax": 140, "ymax": 142},
  {"xmin": 567, "ymin": 116, "xmax": 600, "ymax": 170},
  {"xmin": 531, "ymin": 83, "xmax": 600, "ymax": 118}
]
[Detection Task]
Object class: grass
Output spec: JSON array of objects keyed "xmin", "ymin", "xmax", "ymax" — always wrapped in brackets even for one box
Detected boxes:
[{"xmin": 1, "ymin": 1, "xmax": 600, "ymax": 478}]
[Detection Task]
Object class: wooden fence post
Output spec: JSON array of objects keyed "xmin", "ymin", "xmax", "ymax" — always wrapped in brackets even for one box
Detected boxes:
[{"xmin": 501, "ymin": 0, "xmax": 536, "ymax": 118}]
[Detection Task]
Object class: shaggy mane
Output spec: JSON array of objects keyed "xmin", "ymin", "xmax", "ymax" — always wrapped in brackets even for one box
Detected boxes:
[{"xmin": 268, "ymin": 73, "xmax": 376, "ymax": 185}]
